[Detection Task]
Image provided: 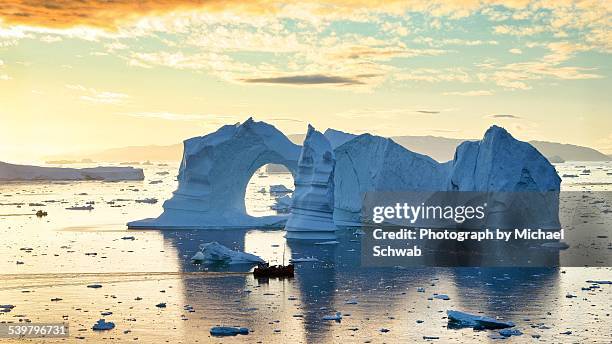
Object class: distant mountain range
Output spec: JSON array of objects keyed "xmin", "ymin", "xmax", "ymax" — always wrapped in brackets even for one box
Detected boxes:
[{"xmin": 45, "ymin": 134, "xmax": 611, "ymax": 163}]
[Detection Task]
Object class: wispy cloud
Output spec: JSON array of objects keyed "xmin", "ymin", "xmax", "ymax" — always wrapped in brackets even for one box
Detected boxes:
[
  {"xmin": 487, "ymin": 114, "xmax": 522, "ymax": 119},
  {"xmin": 65, "ymin": 84, "xmax": 129, "ymax": 104},
  {"xmin": 80, "ymin": 92, "xmax": 128, "ymax": 104},
  {"xmin": 443, "ymin": 90, "xmax": 494, "ymax": 96},
  {"xmin": 241, "ymin": 74, "xmax": 378, "ymax": 86}
]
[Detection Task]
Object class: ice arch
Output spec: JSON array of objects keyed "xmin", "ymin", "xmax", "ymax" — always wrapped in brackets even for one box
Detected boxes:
[{"xmin": 129, "ymin": 118, "xmax": 300, "ymax": 229}]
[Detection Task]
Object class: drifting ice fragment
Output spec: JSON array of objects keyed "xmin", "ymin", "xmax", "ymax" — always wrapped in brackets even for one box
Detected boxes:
[
  {"xmin": 92, "ymin": 319, "xmax": 115, "ymax": 331},
  {"xmin": 195, "ymin": 242, "xmax": 264, "ymax": 264},
  {"xmin": 447, "ymin": 310, "xmax": 515, "ymax": 329},
  {"xmin": 322, "ymin": 312, "xmax": 342, "ymax": 321},
  {"xmin": 210, "ymin": 327, "xmax": 249, "ymax": 336}
]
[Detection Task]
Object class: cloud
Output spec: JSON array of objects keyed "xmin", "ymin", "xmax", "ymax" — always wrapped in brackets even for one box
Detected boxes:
[
  {"xmin": 241, "ymin": 74, "xmax": 378, "ymax": 86},
  {"xmin": 81, "ymin": 92, "xmax": 128, "ymax": 104},
  {"xmin": 443, "ymin": 90, "xmax": 494, "ymax": 96},
  {"xmin": 0, "ymin": 74, "xmax": 11, "ymax": 80},
  {"xmin": 487, "ymin": 114, "xmax": 521, "ymax": 119},
  {"xmin": 415, "ymin": 110, "xmax": 440, "ymax": 114},
  {"xmin": 395, "ymin": 68, "xmax": 471, "ymax": 83},
  {"xmin": 65, "ymin": 83, "xmax": 129, "ymax": 104},
  {"xmin": 509, "ymin": 48, "xmax": 522, "ymax": 54}
]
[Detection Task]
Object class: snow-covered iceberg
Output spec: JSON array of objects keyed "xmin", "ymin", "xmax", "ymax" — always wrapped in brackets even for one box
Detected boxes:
[
  {"xmin": 192, "ymin": 242, "xmax": 264, "ymax": 264},
  {"xmin": 285, "ymin": 125, "xmax": 337, "ymax": 240},
  {"xmin": 128, "ymin": 118, "xmax": 301, "ymax": 229},
  {"xmin": 0, "ymin": 161, "xmax": 144, "ymax": 181},
  {"xmin": 333, "ymin": 134, "xmax": 450, "ymax": 226}
]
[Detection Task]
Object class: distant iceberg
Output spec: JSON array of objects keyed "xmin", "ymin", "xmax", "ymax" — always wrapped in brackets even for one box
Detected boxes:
[{"xmin": 0, "ymin": 161, "xmax": 144, "ymax": 181}]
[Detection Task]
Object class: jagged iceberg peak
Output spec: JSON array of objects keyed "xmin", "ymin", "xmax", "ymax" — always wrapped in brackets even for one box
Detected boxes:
[
  {"xmin": 323, "ymin": 128, "xmax": 357, "ymax": 149},
  {"xmin": 285, "ymin": 125, "xmax": 337, "ymax": 240},
  {"xmin": 450, "ymin": 125, "xmax": 561, "ymax": 192}
]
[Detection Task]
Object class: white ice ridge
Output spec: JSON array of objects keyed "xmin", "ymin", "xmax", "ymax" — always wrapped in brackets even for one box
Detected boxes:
[
  {"xmin": 285, "ymin": 125, "xmax": 337, "ymax": 240},
  {"xmin": 0, "ymin": 161, "xmax": 144, "ymax": 181},
  {"xmin": 128, "ymin": 117, "xmax": 301, "ymax": 229}
]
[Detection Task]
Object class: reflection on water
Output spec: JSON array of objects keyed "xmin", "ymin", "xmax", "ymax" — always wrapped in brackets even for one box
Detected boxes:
[{"xmin": 0, "ymin": 163, "xmax": 610, "ymax": 342}]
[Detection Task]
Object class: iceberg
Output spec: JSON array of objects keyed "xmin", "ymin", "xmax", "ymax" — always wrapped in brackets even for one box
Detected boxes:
[
  {"xmin": 0, "ymin": 161, "xmax": 144, "ymax": 181},
  {"xmin": 448, "ymin": 126, "xmax": 561, "ymax": 229},
  {"xmin": 333, "ymin": 134, "xmax": 450, "ymax": 225},
  {"xmin": 331, "ymin": 125, "xmax": 560, "ymax": 226},
  {"xmin": 194, "ymin": 242, "xmax": 265, "ymax": 264},
  {"xmin": 285, "ymin": 125, "xmax": 337, "ymax": 240},
  {"xmin": 128, "ymin": 118, "xmax": 300, "ymax": 229},
  {"xmin": 127, "ymin": 119, "xmax": 560, "ymax": 232},
  {"xmin": 449, "ymin": 126, "xmax": 561, "ymax": 192}
]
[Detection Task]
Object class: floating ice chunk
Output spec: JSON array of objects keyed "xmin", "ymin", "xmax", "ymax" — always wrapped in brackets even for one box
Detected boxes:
[
  {"xmin": 92, "ymin": 319, "xmax": 115, "ymax": 331},
  {"xmin": 433, "ymin": 294, "xmax": 450, "ymax": 300},
  {"xmin": 135, "ymin": 198, "xmax": 158, "ymax": 204},
  {"xmin": 269, "ymin": 184, "xmax": 293, "ymax": 194},
  {"xmin": 196, "ymin": 242, "xmax": 264, "ymax": 264},
  {"xmin": 271, "ymin": 195, "xmax": 292, "ymax": 212},
  {"xmin": 191, "ymin": 251, "xmax": 205, "ymax": 262},
  {"xmin": 322, "ymin": 312, "xmax": 342, "ymax": 321},
  {"xmin": 447, "ymin": 310, "xmax": 515, "ymax": 329},
  {"xmin": 66, "ymin": 205, "xmax": 94, "ymax": 210},
  {"xmin": 499, "ymin": 329, "xmax": 523, "ymax": 337},
  {"xmin": 289, "ymin": 256, "xmax": 319, "ymax": 263},
  {"xmin": 314, "ymin": 240, "xmax": 339, "ymax": 245},
  {"xmin": 210, "ymin": 326, "xmax": 249, "ymax": 336},
  {"xmin": 0, "ymin": 305, "xmax": 15, "ymax": 313},
  {"xmin": 0, "ymin": 161, "xmax": 144, "ymax": 181},
  {"xmin": 541, "ymin": 242, "xmax": 569, "ymax": 249}
]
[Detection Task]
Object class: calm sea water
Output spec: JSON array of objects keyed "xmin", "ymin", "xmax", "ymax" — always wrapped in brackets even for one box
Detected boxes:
[{"xmin": 0, "ymin": 162, "xmax": 610, "ymax": 343}]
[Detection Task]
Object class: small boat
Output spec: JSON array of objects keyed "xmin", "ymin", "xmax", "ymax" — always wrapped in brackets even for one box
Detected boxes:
[{"xmin": 253, "ymin": 263, "xmax": 294, "ymax": 278}]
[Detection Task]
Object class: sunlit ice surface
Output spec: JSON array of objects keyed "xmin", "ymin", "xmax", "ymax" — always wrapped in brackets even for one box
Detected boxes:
[{"xmin": 0, "ymin": 162, "xmax": 610, "ymax": 343}]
